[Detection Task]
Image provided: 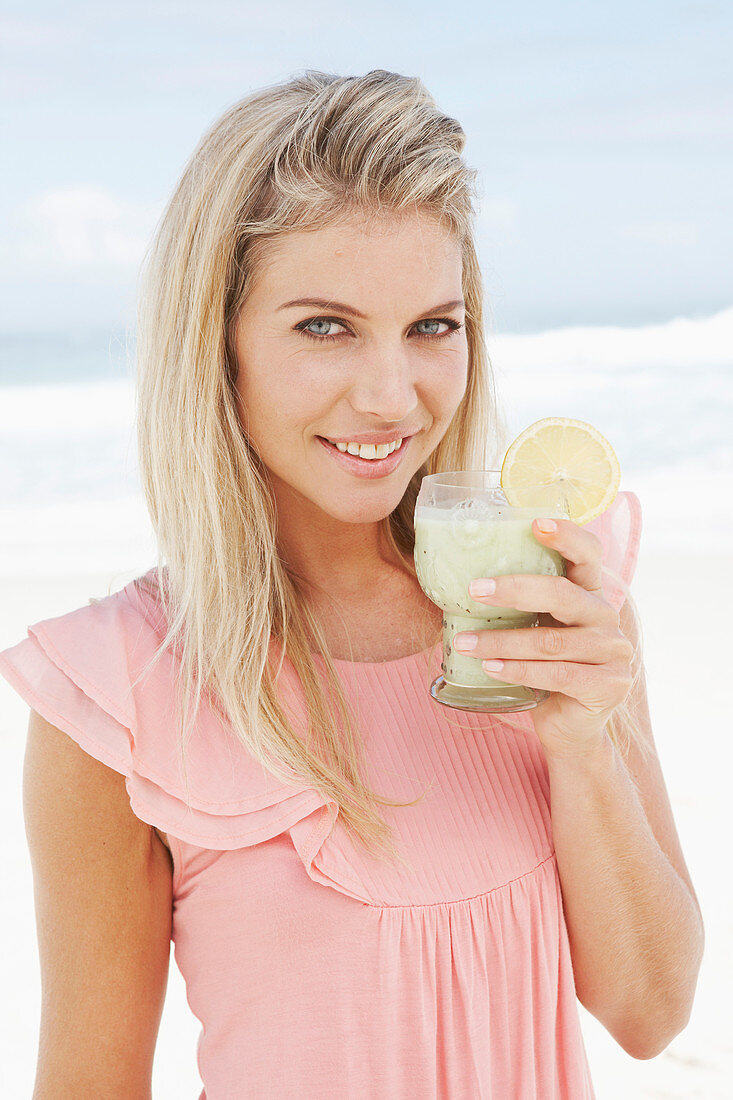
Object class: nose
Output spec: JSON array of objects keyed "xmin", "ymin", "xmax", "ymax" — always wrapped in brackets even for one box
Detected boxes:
[{"xmin": 348, "ymin": 344, "xmax": 419, "ymax": 424}]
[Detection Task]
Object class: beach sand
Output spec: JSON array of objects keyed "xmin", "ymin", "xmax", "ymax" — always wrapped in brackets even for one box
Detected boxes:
[{"xmin": 0, "ymin": 551, "xmax": 729, "ymax": 1098}]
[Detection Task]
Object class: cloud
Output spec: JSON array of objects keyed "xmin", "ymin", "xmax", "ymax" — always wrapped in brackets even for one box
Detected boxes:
[{"xmin": 8, "ymin": 186, "xmax": 163, "ymax": 273}]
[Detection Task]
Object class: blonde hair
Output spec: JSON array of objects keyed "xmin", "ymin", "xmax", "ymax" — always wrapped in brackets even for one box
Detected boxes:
[{"xmin": 132, "ymin": 68, "xmax": 649, "ymax": 865}]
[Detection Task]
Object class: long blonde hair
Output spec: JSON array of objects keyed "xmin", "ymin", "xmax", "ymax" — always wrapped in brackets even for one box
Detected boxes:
[{"xmin": 133, "ymin": 69, "xmax": 649, "ymax": 864}]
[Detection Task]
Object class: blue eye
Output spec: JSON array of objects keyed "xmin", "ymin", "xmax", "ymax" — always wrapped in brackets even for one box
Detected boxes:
[
  {"xmin": 300, "ymin": 318, "xmax": 349, "ymax": 340},
  {"xmin": 295, "ymin": 316, "xmax": 463, "ymax": 343},
  {"xmin": 415, "ymin": 319, "xmax": 447, "ymax": 337}
]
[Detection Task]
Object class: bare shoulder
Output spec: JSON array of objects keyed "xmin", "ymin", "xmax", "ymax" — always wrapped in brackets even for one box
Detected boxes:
[
  {"xmin": 618, "ymin": 601, "xmax": 701, "ymax": 916},
  {"xmin": 23, "ymin": 709, "xmax": 173, "ymax": 1096},
  {"xmin": 24, "ymin": 709, "xmax": 173, "ymax": 865}
]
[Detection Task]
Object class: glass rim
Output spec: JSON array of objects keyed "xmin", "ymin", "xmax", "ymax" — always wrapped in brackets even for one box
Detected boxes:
[{"xmin": 419, "ymin": 469, "xmax": 558, "ymax": 490}]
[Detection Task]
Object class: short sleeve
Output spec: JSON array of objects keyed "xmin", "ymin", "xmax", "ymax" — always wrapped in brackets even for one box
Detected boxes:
[
  {"xmin": 0, "ymin": 577, "xmax": 334, "ymax": 855},
  {"xmin": 584, "ymin": 490, "xmax": 642, "ymax": 612},
  {"xmin": 0, "ymin": 629, "xmax": 135, "ymax": 777}
]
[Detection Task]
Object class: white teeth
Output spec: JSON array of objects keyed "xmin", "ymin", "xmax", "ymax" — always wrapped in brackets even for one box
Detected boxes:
[{"xmin": 328, "ymin": 437, "xmax": 404, "ymax": 459}]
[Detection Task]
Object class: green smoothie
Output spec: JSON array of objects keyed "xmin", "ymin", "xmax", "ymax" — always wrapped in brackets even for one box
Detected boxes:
[{"xmin": 414, "ymin": 503, "xmax": 566, "ymax": 691}]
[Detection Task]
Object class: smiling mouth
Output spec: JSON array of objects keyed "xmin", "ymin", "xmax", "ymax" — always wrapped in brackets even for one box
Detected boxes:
[
  {"xmin": 319, "ymin": 437, "xmax": 406, "ymax": 459},
  {"xmin": 316, "ymin": 434, "xmax": 412, "ymax": 472}
]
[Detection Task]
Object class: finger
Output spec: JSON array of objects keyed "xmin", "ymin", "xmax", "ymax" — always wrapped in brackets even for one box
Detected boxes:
[
  {"xmin": 469, "ymin": 573, "xmax": 616, "ymax": 628},
  {"xmin": 481, "ymin": 657, "xmax": 632, "ymax": 705},
  {"xmin": 532, "ymin": 516, "xmax": 604, "ymax": 594},
  {"xmin": 453, "ymin": 624, "xmax": 631, "ymax": 664}
]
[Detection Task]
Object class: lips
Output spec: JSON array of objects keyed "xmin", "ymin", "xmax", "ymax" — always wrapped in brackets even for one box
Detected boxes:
[
  {"xmin": 316, "ymin": 434, "xmax": 411, "ymax": 478},
  {"xmin": 322, "ymin": 434, "xmax": 406, "ymax": 447}
]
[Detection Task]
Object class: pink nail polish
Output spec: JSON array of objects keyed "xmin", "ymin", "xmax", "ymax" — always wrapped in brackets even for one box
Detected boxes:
[{"xmin": 469, "ymin": 578, "xmax": 496, "ymax": 598}]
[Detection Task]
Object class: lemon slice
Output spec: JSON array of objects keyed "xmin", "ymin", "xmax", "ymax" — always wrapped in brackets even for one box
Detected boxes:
[{"xmin": 500, "ymin": 417, "xmax": 621, "ymax": 524}]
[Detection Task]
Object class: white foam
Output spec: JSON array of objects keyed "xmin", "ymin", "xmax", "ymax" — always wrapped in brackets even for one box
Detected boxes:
[{"xmin": 0, "ymin": 496, "xmax": 157, "ymax": 576}]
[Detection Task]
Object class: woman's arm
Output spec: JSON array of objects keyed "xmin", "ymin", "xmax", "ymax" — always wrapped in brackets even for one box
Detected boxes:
[
  {"xmin": 23, "ymin": 710, "xmax": 174, "ymax": 1099},
  {"xmin": 453, "ymin": 518, "xmax": 704, "ymax": 1058},
  {"xmin": 545, "ymin": 598, "xmax": 704, "ymax": 1059}
]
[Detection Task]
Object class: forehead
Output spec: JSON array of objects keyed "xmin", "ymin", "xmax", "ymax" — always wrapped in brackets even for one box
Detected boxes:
[{"xmin": 251, "ymin": 209, "xmax": 462, "ymax": 298}]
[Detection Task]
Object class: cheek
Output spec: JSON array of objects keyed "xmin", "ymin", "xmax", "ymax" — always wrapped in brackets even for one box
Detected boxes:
[
  {"xmin": 236, "ymin": 356, "xmax": 337, "ymax": 440},
  {"xmin": 426, "ymin": 352, "xmax": 469, "ymax": 416}
]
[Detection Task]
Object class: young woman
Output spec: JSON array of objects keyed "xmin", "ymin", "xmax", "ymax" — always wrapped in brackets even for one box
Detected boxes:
[{"xmin": 0, "ymin": 69, "xmax": 703, "ymax": 1098}]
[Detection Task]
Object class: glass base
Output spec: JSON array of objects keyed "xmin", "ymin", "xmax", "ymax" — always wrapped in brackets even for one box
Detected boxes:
[{"xmin": 429, "ymin": 675, "xmax": 549, "ymax": 714}]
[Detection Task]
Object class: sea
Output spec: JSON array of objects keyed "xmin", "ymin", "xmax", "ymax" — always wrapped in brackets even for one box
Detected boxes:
[{"xmin": 1, "ymin": 308, "xmax": 731, "ymax": 576}]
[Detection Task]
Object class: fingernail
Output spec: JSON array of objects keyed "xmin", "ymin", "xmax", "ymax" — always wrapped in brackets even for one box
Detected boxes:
[
  {"xmin": 536, "ymin": 519, "xmax": 557, "ymax": 534},
  {"xmin": 453, "ymin": 632, "xmax": 478, "ymax": 651},
  {"xmin": 469, "ymin": 578, "xmax": 496, "ymax": 598},
  {"xmin": 483, "ymin": 659, "xmax": 504, "ymax": 673}
]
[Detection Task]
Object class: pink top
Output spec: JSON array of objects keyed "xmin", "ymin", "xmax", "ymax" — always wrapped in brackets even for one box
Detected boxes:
[{"xmin": 0, "ymin": 492, "xmax": 642, "ymax": 1100}]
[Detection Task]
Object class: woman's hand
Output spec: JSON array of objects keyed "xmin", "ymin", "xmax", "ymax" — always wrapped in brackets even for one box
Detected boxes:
[{"xmin": 452, "ymin": 517, "xmax": 634, "ymax": 758}]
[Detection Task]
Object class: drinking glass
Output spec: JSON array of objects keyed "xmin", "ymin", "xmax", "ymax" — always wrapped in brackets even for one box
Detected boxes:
[{"xmin": 414, "ymin": 470, "xmax": 569, "ymax": 713}]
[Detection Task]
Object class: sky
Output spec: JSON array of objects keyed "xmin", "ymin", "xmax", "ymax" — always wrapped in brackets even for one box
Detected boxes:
[{"xmin": 1, "ymin": 0, "xmax": 731, "ymax": 335}]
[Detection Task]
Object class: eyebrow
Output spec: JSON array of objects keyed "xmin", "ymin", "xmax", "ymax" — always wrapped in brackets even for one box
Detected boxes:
[{"xmin": 277, "ymin": 296, "xmax": 466, "ymax": 319}]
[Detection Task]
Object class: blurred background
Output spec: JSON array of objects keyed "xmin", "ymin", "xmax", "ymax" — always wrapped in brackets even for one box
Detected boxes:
[{"xmin": 1, "ymin": 1, "xmax": 731, "ymax": 1096}]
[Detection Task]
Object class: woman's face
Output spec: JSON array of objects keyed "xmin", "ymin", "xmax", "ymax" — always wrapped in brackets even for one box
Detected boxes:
[{"xmin": 233, "ymin": 208, "xmax": 468, "ymax": 529}]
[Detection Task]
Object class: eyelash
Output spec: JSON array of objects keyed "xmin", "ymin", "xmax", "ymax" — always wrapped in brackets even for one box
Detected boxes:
[{"xmin": 295, "ymin": 316, "xmax": 464, "ymax": 343}]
